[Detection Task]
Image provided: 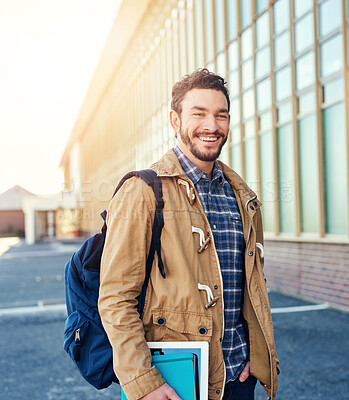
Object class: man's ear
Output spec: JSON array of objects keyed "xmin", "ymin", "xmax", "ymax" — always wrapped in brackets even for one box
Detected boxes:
[{"xmin": 169, "ymin": 110, "xmax": 181, "ymax": 133}]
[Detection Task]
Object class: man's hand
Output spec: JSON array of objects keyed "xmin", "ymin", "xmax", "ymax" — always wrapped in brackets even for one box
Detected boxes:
[
  {"xmin": 239, "ymin": 361, "xmax": 250, "ymax": 382},
  {"xmin": 140, "ymin": 383, "xmax": 182, "ymax": 400}
]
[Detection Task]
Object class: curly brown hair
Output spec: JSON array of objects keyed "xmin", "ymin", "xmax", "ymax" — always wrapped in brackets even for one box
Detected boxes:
[{"xmin": 171, "ymin": 68, "xmax": 230, "ymax": 116}]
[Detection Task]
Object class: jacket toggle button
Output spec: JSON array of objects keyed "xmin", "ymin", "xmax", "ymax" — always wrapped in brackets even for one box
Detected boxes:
[
  {"xmin": 157, "ymin": 317, "xmax": 166, "ymax": 326},
  {"xmin": 216, "ymin": 390, "xmax": 220, "ymax": 394},
  {"xmin": 199, "ymin": 327, "xmax": 207, "ymax": 335},
  {"xmin": 253, "ymin": 201, "xmax": 258, "ymax": 206},
  {"xmin": 248, "ymin": 251, "xmax": 254, "ymax": 256}
]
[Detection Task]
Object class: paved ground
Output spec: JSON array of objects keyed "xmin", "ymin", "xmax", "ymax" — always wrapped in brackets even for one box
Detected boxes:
[{"xmin": 0, "ymin": 238, "xmax": 348, "ymax": 400}]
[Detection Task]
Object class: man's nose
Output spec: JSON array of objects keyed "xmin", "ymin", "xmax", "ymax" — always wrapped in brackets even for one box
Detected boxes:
[{"xmin": 202, "ymin": 115, "xmax": 218, "ymax": 132}]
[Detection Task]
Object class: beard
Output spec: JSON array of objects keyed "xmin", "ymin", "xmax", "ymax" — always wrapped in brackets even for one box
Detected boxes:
[{"xmin": 179, "ymin": 126, "xmax": 228, "ymax": 162}]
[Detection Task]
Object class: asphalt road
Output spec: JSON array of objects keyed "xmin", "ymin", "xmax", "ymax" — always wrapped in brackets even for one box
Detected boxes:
[{"xmin": 0, "ymin": 239, "xmax": 348, "ymax": 400}]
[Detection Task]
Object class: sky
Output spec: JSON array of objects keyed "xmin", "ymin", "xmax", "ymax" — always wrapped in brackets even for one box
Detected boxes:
[{"xmin": 0, "ymin": 0, "xmax": 122, "ymax": 195}]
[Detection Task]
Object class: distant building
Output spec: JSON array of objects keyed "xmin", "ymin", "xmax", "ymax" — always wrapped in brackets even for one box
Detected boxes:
[
  {"xmin": 60, "ymin": 0, "xmax": 349, "ymax": 311},
  {"xmin": 0, "ymin": 185, "xmax": 37, "ymax": 236},
  {"xmin": 0, "ymin": 185, "xmax": 81, "ymax": 243}
]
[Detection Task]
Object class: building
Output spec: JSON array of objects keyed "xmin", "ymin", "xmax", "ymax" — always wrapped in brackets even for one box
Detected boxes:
[
  {"xmin": 22, "ymin": 190, "xmax": 81, "ymax": 244},
  {"xmin": 0, "ymin": 185, "xmax": 80, "ymax": 244},
  {"xmin": 60, "ymin": 0, "xmax": 349, "ymax": 311},
  {"xmin": 0, "ymin": 185, "xmax": 36, "ymax": 236}
]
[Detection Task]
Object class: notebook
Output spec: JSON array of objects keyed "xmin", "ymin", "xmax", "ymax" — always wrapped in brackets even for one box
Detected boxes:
[
  {"xmin": 121, "ymin": 341, "xmax": 209, "ymax": 400},
  {"xmin": 121, "ymin": 352, "xmax": 199, "ymax": 400}
]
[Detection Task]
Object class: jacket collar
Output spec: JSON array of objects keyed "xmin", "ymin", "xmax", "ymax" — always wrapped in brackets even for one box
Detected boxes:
[{"xmin": 151, "ymin": 148, "xmax": 261, "ymax": 210}]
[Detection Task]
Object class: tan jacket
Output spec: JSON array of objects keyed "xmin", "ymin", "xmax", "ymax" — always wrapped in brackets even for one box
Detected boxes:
[{"xmin": 99, "ymin": 149, "xmax": 279, "ymax": 400}]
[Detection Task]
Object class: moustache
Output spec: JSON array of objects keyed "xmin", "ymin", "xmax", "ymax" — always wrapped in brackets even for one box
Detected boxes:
[{"xmin": 194, "ymin": 131, "xmax": 226, "ymax": 138}]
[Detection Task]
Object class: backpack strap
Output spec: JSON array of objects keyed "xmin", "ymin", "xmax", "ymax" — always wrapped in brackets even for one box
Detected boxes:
[
  {"xmin": 134, "ymin": 169, "xmax": 165, "ymax": 279},
  {"xmin": 101, "ymin": 169, "xmax": 165, "ymax": 314},
  {"xmin": 133, "ymin": 170, "xmax": 165, "ymax": 315}
]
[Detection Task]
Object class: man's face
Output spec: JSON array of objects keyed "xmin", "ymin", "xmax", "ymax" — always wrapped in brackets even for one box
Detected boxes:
[{"xmin": 174, "ymin": 88, "xmax": 230, "ymax": 163}]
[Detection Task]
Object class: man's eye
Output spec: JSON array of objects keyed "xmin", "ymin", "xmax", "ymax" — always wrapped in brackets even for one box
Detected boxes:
[
  {"xmin": 217, "ymin": 114, "xmax": 228, "ymax": 119},
  {"xmin": 193, "ymin": 113, "xmax": 204, "ymax": 116}
]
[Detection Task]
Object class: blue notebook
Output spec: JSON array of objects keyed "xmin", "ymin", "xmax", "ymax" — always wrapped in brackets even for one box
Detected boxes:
[{"xmin": 121, "ymin": 352, "xmax": 199, "ymax": 400}]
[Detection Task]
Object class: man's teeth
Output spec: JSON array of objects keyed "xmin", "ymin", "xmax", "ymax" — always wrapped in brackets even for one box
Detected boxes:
[{"xmin": 199, "ymin": 136, "xmax": 218, "ymax": 142}]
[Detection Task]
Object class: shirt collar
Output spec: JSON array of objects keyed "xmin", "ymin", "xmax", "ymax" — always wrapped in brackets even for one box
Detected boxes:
[{"xmin": 174, "ymin": 146, "xmax": 224, "ymax": 185}]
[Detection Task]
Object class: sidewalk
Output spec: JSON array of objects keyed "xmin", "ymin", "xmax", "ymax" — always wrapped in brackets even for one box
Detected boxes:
[
  {"xmin": 0, "ymin": 236, "xmax": 84, "ymax": 258},
  {"xmin": 0, "ymin": 238, "xmax": 84, "ymax": 309},
  {"xmin": 0, "ymin": 236, "xmax": 20, "ymax": 256},
  {"xmin": 0, "ymin": 239, "xmax": 348, "ymax": 399}
]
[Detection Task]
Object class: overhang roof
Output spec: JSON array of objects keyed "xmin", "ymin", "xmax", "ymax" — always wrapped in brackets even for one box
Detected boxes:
[{"xmin": 0, "ymin": 185, "xmax": 38, "ymax": 211}]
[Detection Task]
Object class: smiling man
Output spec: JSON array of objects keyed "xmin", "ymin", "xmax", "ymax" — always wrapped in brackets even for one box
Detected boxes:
[{"xmin": 99, "ymin": 69, "xmax": 279, "ymax": 400}]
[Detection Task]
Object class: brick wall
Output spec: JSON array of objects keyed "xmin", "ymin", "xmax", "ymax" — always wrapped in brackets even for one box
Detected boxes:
[
  {"xmin": 0, "ymin": 210, "xmax": 25, "ymax": 233},
  {"xmin": 264, "ymin": 240, "xmax": 349, "ymax": 312}
]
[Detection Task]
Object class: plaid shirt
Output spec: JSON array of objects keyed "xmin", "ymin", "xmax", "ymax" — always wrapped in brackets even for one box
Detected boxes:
[{"xmin": 174, "ymin": 146, "xmax": 248, "ymax": 382}]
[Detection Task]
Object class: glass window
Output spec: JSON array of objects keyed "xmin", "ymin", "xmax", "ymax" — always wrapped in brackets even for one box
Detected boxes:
[
  {"xmin": 259, "ymin": 130, "xmax": 276, "ymax": 232},
  {"xmin": 227, "ymin": 0, "xmax": 237, "ymax": 41},
  {"xmin": 320, "ymin": 34, "xmax": 343, "ymax": 77},
  {"xmin": 172, "ymin": 19, "xmax": 180, "ymax": 82},
  {"xmin": 220, "ymin": 144, "xmax": 230, "ymax": 164},
  {"xmin": 231, "ymin": 97, "xmax": 240, "ymax": 125},
  {"xmin": 277, "ymin": 123, "xmax": 295, "ymax": 233},
  {"xmin": 242, "ymin": 59, "xmax": 254, "ymax": 89},
  {"xmin": 245, "ymin": 118, "xmax": 255, "ymax": 138},
  {"xmin": 323, "ymin": 102, "xmax": 348, "ymax": 234},
  {"xmin": 255, "ymin": 46, "xmax": 270, "ymax": 80},
  {"xmin": 231, "ymin": 126, "xmax": 241, "ymax": 145},
  {"xmin": 257, "ymin": 79, "xmax": 272, "ymax": 111},
  {"xmin": 244, "ymin": 137, "xmax": 257, "ymax": 191},
  {"xmin": 231, "ymin": 143, "xmax": 242, "ymax": 175},
  {"xmin": 243, "ymin": 89, "xmax": 255, "ymax": 119},
  {"xmin": 206, "ymin": 61, "xmax": 215, "ymax": 71},
  {"xmin": 323, "ymin": 77, "xmax": 345, "ymax": 104},
  {"xmin": 240, "ymin": 0, "xmax": 252, "ymax": 28},
  {"xmin": 216, "ymin": 52, "xmax": 226, "ymax": 77},
  {"xmin": 273, "ymin": 0, "xmax": 289, "ymax": 35},
  {"xmin": 179, "ymin": 11, "xmax": 187, "ymax": 76},
  {"xmin": 296, "ymin": 51, "xmax": 315, "ymax": 90},
  {"xmin": 187, "ymin": 2, "xmax": 195, "ymax": 72},
  {"xmin": 277, "ymin": 101, "xmax": 293, "ymax": 123},
  {"xmin": 294, "ymin": 13, "xmax": 314, "ymax": 54},
  {"xmin": 204, "ymin": 0, "xmax": 214, "ymax": 62},
  {"xmin": 275, "ymin": 66, "xmax": 292, "ymax": 102},
  {"xmin": 294, "ymin": 0, "xmax": 312, "ymax": 18},
  {"xmin": 228, "ymin": 40, "xmax": 238, "ymax": 70},
  {"xmin": 259, "ymin": 111, "xmax": 273, "ymax": 131},
  {"xmin": 256, "ymin": 0, "xmax": 269, "ymax": 14},
  {"xmin": 215, "ymin": 0, "xmax": 226, "ymax": 53},
  {"xmin": 256, "ymin": 12, "xmax": 269, "ymax": 49},
  {"xmin": 319, "ymin": 0, "xmax": 342, "ymax": 38},
  {"xmin": 274, "ymin": 31, "xmax": 290, "ymax": 67},
  {"xmin": 241, "ymin": 28, "xmax": 253, "ymax": 60},
  {"xmin": 298, "ymin": 114, "xmax": 319, "ymax": 233},
  {"xmin": 195, "ymin": 0, "xmax": 204, "ymax": 67},
  {"xmin": 229, "ymin": 69, "xmax": 239, "ymax": 97},
  {"xmin": 298, "ymin": 91, "xmax": 316, "ymax": 114}
]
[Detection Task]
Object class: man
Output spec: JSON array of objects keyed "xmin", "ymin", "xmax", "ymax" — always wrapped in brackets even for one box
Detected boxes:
[{"xmin": 99, "ymin": 69, "xmax": 279, "ymax": 400}]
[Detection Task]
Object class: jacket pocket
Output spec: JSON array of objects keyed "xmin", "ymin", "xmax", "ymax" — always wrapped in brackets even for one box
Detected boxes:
[{"xmin": 152, "ymin": 309, "xmax": 212, "ymax": 342}]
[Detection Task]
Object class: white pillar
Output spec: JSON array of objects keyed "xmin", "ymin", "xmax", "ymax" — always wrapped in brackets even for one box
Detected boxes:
[
  {"xmin": 24, "ymin": 209, "xmax": 35, "ymax": 245},
  {"xmin": 47, "ymin": 211, "xmax": 54, "ymax": 238}
]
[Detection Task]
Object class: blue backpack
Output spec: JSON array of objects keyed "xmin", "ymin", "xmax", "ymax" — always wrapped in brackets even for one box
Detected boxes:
[{"xmin": 64, "ymin": 169, "xmax": 165, "ymax": 389}]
